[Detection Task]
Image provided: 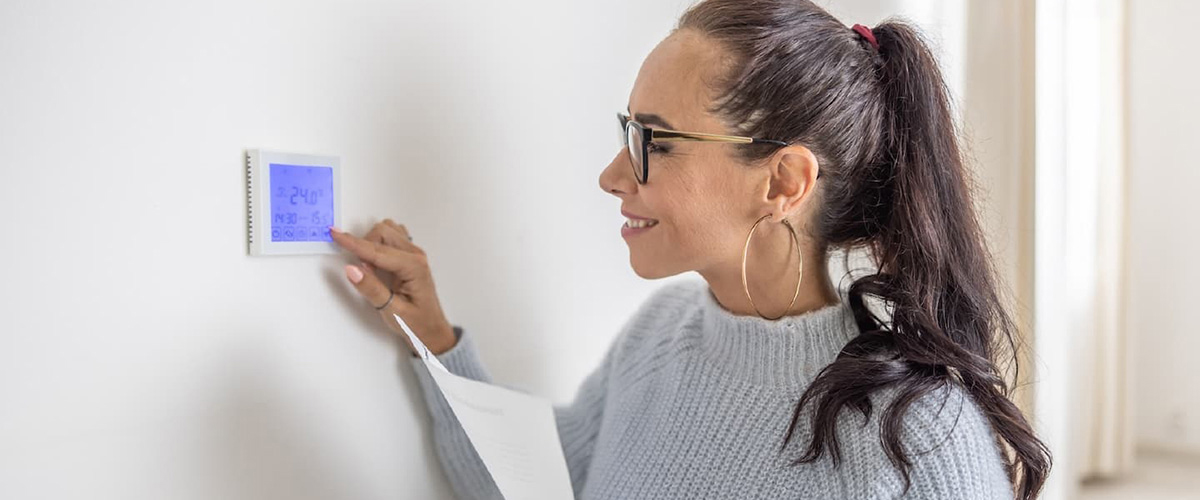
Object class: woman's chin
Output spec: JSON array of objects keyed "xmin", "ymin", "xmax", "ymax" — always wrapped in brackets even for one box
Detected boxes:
[{"xmin": 629, "ymin": 255, "xmax": 677, "ymax": 279}]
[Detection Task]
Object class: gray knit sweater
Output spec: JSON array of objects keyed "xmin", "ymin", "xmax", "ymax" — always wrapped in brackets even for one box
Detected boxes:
[{"xmin": 408, "ymin": 278, "xmax": 1013, "ymax": 499}]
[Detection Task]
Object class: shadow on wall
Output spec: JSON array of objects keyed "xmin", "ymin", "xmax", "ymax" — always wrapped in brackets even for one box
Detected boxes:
[
  {"xmin": 199, "ymin": 360, "xmax": 364, "ymax": 499},
  {"xmin": 187, "ymin": 310, "xmax": 450, "ymax": 499},
  {"xmin": 362, "ymin": 12, "xmax": 562, "ymax": 388},
  {"xmin": 322, "ymin": 265, "xmax": 408, "ymax": 349}
]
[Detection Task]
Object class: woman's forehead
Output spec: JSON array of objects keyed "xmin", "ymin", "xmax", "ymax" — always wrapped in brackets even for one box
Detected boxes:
[{"xmin": 628, "ymin": 30, "xmax": 727, "ymax": 130}]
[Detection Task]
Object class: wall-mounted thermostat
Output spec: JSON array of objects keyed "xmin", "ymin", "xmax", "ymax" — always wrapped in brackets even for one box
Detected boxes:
[{"xmin": 246, "ymin": 149, "xmax": 341, "ymax": 256}]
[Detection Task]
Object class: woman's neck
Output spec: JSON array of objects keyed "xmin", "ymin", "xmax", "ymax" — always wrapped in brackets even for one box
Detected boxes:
[{"xmin": 699, "ymin": 243, "xmax": 840, "ymax": 319}]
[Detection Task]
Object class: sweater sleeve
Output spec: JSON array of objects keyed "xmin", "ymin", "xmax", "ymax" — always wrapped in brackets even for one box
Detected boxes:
[
  {"xmin": 840, "ymin": 384, "xmax": 1014, "ymax": 499},
  {"xmin": 408, "ymin": 325, "xmax": 503, "ymax": 500},
  {"xmin": 408, "ymin": 324, "xmax": 618, "ymax": 500}
]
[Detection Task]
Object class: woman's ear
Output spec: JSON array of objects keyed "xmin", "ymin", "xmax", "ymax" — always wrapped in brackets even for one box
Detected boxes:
[{"xmin": 762, "ymin": 144, "xmax": 820, "ymax": 219}]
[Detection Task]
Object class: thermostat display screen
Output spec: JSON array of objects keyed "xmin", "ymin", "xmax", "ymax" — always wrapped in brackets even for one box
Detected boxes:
[{"xmin": 269, "ymin": 163, "xmax": 335, "ymax": 242}]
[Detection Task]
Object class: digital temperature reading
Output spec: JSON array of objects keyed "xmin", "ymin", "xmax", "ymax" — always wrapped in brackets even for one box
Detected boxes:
[
  {"xmin": 269, "ymin": 163, "xmax": 334, "ymax": 242},
  {"xmin": 247, "ymin": 149, "xmax": 341, "ymax": 256}
]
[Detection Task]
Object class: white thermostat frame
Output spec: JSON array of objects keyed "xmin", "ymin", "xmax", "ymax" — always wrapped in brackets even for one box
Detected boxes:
[{"xmin": 247, "ymin": 149, "xmax": 342, "ymax": 256}]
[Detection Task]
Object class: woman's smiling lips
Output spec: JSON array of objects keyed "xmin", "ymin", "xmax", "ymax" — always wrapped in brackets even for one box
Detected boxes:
[{"xmin": 621, "ymin": 209, "xmax": 659, "ymax": 238}]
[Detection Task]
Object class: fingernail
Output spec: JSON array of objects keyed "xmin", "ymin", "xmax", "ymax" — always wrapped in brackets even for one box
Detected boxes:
[
  {"xmin": 345, "ymin": 264, "xmax": 364, "ymax": 284},
  {"xmin": 328, "ymin": 226, "xmax": 341, "ymax": 234}
]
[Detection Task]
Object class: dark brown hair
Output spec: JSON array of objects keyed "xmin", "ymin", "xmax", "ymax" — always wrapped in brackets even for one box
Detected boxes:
[{"xmin": 677, "ymin": 1, "xmax": 1050, "ymax": 498}]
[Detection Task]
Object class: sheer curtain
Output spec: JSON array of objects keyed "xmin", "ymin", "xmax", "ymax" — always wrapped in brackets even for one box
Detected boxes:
[
  {"xmin": 1033, "ymin": 0, "xmax": 1132, "ymax": 498},
  {"xmin": 1076, "ymin": 0, "xmax": 1134, "ymax": 481}
]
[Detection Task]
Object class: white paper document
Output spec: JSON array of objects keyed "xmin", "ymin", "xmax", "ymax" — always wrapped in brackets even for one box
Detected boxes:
[{"xmin": 395, "ymin": 314, "xmax": 575, "ymax": 500}]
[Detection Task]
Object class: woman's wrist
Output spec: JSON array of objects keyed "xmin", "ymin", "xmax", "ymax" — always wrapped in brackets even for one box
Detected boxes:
[{"xmin": 423, "ymin": 324, "xmax": 460, "ymax": 356}]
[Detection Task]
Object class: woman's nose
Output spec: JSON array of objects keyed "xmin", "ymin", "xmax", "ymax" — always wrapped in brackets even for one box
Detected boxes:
[{"xmin": 599, "ymin": 148, "xmax": 637, "ymax": 196}]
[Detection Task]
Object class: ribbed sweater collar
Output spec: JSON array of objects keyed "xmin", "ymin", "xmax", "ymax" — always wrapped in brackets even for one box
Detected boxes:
[{"xmin": 696, "ymin": 283, "xmax": 858, "ymax": 388}]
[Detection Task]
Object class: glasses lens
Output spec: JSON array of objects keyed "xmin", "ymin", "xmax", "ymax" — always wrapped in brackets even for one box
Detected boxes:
[{"xmin": 627, "ymin": 123, "xmax": 644, "ymax": 183}]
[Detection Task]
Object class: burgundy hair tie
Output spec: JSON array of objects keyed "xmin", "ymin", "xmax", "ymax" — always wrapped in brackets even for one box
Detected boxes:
[{"xmin": 852, "ymin": 24, "xmax": 879, "ymax": 50}]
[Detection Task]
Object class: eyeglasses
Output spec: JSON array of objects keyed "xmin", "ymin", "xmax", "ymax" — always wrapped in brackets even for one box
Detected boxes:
[{"xmin": 618, "ymin": 112, "xmax": 789, "ymax": 184}]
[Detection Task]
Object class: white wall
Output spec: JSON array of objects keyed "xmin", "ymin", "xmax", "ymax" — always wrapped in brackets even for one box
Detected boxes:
[
  {"xmin": 1127, "ymin": 0, "xmax": 1200, "ymax": 455},
  {"xmin": 0, "ymin": 0, "xmax": 1011, "ymax": 498},
  {"xmin": 0, "ymin": 1, "xmax": 689, "ymax": 498}
]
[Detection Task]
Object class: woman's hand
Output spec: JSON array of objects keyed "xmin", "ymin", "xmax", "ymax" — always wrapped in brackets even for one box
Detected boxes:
[{"xmin": 330, "ymin": 220, "xmax": 458, "ymax": 356}]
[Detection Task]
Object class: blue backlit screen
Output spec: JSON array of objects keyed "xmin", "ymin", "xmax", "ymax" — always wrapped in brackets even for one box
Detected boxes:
[{"xmin": 269, "ymin": 163, "xmax": 334, "ymax": 242}]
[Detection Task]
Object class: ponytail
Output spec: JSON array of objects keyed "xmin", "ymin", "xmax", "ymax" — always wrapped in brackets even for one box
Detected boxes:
[
  {"xmin": 680, "ymin": 2, "xmax": 1051, "ymax": 499},
  {"xmin": 791, "ymin": 20, "xmax": 1051, "ymax": 497}
]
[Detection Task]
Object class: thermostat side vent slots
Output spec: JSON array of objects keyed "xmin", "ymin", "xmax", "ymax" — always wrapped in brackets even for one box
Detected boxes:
[{"xmin": 246, "ymin": 151, "xmax": 255, "ymax": 249}]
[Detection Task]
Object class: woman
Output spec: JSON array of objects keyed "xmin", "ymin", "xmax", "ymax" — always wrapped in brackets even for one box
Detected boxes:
[{"xmin": 329, "ymin": 0, "xmax": 1051, "ymax": 498}]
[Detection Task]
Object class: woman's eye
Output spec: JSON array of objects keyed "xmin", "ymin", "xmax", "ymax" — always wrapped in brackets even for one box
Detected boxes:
[{"xmin": 647, "ymin": 142, "xmax": 670, "ymax": 154}]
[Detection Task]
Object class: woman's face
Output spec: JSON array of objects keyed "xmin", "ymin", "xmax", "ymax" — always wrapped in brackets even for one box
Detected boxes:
[{"xmin": 599, "ymin": 29, "xmax": 779, "ymax": 279}]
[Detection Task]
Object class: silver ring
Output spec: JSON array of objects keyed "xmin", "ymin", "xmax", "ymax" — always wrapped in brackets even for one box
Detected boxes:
[{"xmin": 374, "ymin": 289, "xmax": 395, "ymax": 310}]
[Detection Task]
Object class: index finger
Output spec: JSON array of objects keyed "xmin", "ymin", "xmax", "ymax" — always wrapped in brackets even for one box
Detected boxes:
[
  {"xmin": 329, "ymin": 226, "xmax": 386, "ymax": 263},
  {"xmin": 329, "ymin": 226, "xmax": 423, "ymax": 275}
]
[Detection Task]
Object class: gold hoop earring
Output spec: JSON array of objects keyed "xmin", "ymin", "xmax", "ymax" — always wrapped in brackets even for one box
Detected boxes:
[{"xmin": 741, "ymin": 213, "xmax": 803, "ymax": 320}]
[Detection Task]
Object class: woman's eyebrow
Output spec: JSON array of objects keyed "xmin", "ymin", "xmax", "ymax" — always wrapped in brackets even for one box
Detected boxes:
[{"xmin": 626, "ymin": 106, "xmax": 677, "ymax": 130}]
